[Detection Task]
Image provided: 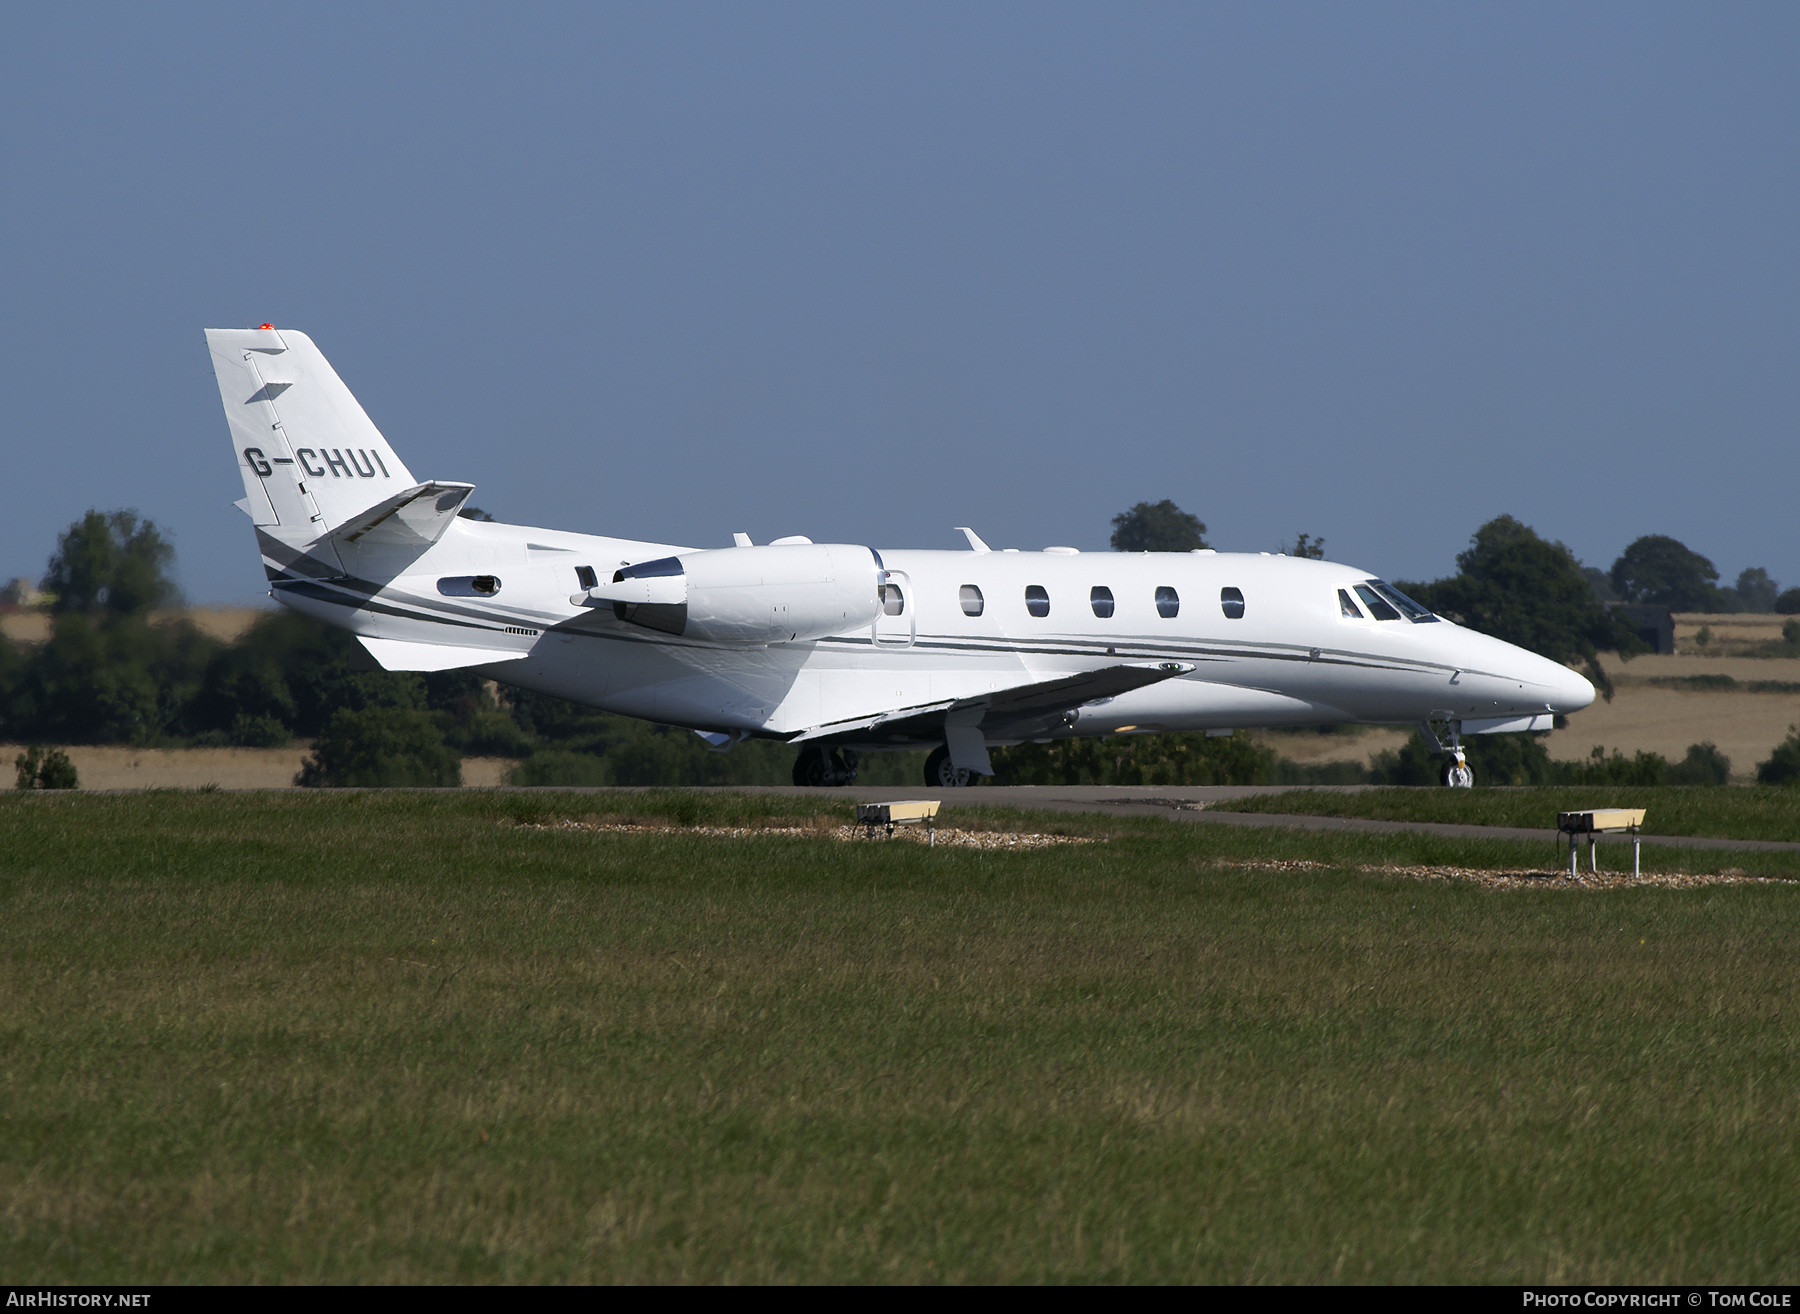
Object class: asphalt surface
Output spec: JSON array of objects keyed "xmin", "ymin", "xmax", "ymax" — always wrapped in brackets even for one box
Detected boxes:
[{"xmin": 723, "ymin": 784, "xmax": 1800, "ymax": 856}]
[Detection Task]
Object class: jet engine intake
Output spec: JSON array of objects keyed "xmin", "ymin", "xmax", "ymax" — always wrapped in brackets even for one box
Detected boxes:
[{"xmin": 577, "ymin": 543, "xmax": 883, "ymax": 646}]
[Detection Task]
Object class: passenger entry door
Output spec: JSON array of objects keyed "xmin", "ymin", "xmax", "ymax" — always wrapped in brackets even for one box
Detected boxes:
[{"xmin": 874, "ymin": 570, "xmax": 915, "ymax": 648}]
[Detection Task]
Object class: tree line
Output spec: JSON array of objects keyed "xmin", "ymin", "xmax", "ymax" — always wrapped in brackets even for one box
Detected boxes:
[{"xmin": 8, "ymin": 504, "xmax": 1799, "ymax": 788}]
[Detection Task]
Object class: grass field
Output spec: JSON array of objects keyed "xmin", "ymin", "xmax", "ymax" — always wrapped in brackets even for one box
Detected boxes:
[
  {"xmin": 2, "ymin": 790, "xmax": 1797, "ymax": 1283},
  {"xmin": 1222, "ymin": 786, "xmax": 1800, "ymax": 843}
]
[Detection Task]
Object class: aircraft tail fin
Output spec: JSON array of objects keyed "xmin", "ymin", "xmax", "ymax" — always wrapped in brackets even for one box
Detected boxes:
[{"xmin": 206, "ymin": 327, "xmax": 419, "ymax": 537}]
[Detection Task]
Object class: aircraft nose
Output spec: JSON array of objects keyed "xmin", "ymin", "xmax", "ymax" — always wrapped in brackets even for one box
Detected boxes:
[{"xmin": 1548, "ymin": 661, "xmax": 1596, "ymax": 713}]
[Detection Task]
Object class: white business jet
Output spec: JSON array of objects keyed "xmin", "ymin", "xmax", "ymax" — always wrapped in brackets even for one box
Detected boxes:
[{"xmin": 207, "ymin": 326, "xmax": 1594, "ymax": 789}]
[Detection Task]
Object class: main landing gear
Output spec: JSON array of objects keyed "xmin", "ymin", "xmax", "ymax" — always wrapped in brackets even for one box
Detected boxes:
[
  {"xmin": 923, "ymin": 745, "xmax": 974, "ymax": 788},
  {"xmin": 791, "ymin": 745, "xmax": 858, "ymax": 787}
]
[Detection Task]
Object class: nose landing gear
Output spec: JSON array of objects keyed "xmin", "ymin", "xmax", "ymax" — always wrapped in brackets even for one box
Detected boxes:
[
  {"xmin": 1422, "ymin": 718, "xmax": 1475, "ymax": 788},
  {"xmin": 792, "ymin": 745, "xmax": 858, "ymax": 787}
]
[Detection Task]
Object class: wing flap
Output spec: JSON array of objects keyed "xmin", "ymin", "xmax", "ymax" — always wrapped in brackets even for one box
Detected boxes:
[{"xmin": 790, "ymin": 661, "xmax": 1195, "ymax": 744}]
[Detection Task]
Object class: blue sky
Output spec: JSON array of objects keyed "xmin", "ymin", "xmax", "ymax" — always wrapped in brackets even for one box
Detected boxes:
[{"xmin": 2, "ymin": 3, "xmax": 1795, "ymax": 603}]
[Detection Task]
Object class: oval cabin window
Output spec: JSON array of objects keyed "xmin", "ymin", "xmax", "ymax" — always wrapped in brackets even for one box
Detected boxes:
[
  {"xmin": 1090, "ymin": 586, "xmax": 1114, "ymax": 618},
  {"xmin": 882, "ymin": 584, "xmax": 905, "ymax": 616},
  {"xmin": 1155, "ymin": 586, "xmax": 1179, "ymax": 619},
  {"xmin": 1025, "ymin": 585, "xmax": 1050, "ymax": 618},
  {"xmin": 1220, "ymin": 587, "xmax": 1245, "ymax": 619},
  {"xmin": 439, "ymin": 575, "xmax": 501, "ymax": 597},
  {"xmin": 960, "ymin": 585, "xmax": 984, "ymax": 617}
]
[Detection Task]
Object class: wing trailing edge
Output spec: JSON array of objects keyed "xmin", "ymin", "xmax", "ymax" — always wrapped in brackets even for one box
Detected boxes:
[{"xmin": 789, "ymin": 660, "xmax": 1195, "ymax": 745}]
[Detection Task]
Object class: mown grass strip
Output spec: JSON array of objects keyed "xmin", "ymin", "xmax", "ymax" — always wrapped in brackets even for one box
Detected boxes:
[{"xmin": 1, "ymin": 791, "xmax": 1796, "ymax": 1283}]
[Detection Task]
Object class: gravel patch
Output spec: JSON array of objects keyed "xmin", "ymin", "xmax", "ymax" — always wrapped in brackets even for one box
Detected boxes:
[
  {"xmin": 1208, "ymin": 858, "xmax": 1795, "ymax": 890},
  {"xmin": 514, "ymin": 819, "xmax": 1099, "ymax": 849}
]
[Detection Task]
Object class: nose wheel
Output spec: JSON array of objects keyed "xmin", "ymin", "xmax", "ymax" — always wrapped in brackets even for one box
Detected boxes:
[{"xmin": 1422, "ymin": 719, "xmax": 1475, "ymax": 788}]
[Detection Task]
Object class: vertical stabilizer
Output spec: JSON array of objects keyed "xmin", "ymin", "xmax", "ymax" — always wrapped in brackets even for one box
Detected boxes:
[{"xmin": 207, "ymin": 327, "xmax": 418, "ymax": 540}]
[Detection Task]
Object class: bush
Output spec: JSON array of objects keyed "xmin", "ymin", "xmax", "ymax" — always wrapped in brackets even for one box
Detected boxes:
[
  {"xmin": 1756, "ymin": 726, "xmax": 1800, "ymax": 786},
  {"xmin": 1776, "ymin": 589, "xmax": 1800, "ymax": 616},
  {"xmin": 1664, "ymin": 742, "xmax": 1732, "ymax": 786},
  {"xmin": 991, "ymin": 732, "xmax": 1275, "ymax": 786},
  {"xmin": 1558, "ymin": 745, "xmax": 1669, "ymax": 786},
  {"xmin": 1270, "ymin": 758, "xmax": 1370, "ymax": 785},
  {"xmin": 14, "ymin": 746, "xmax": 78, "ymax": 790},
  {"xmin": 1370, "ymin": 732, "xmax": 1557, "ymax": 786},
  {"xmin": 296, "ymin": 708, "xmax": 462, "ymax": 788},
  {"xmin": 506, "ymin": 750, "xmax": 613, "ymax": 786}
]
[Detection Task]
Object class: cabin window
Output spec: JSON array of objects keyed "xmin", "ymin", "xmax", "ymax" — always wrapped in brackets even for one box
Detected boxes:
[
  {"xmin": 1090, "ymin": 586, "xmax": 1114, "ymax": 618},
  {"xmin": 1338, "ymin": 589, "xmax": 1364, "ymax": 619},
  {"xmin": 1156, "ymin": 586, "xmax": 1180, "ymax": 619},
  {"xmin": 1025, "ymin": 585, "xmax": 1050, "ymax": 618},
  {"xmin": 1220, "ymin": 587, "xmax": 1245, "ymax": 619},
  {"xmin": 439, "ymin": 575, "xmax": 501, "ymax": 597},
  {"xmin": 575, "ymin": 565, "xmax": 598, "ymax": 590},
  {"xmin": 882, "ymin": 584, "xmax": 905, "ymax": 616},
  {"xmin": 1368, "ymin": 579, "xmax": 1439, "ymax": 622},
  {"xmin": 1353, "ymin": 584, "xmax": 1400, "ymax": 621},
  {"xmin": 960, "ymin": 585, "xmax": 984, "ymax": 617}
]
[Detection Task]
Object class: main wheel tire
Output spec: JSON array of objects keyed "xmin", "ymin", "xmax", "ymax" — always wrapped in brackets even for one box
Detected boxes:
[
  {"xmin": 1443, "ymin": 758, "xmax": 1474, "ymax": 788},
  {"xmin": 924, "ymin": 745, "xmax": 973, "ymax": 788},
  {"xmin": 793, "ymin": 746, "xmax": 833, "ymax": 788}
]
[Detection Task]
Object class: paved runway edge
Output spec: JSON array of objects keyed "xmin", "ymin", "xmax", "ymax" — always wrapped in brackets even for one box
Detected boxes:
[{"xmin": 727, "ymin": 785, "xmax": 1800, "ymax": 856}]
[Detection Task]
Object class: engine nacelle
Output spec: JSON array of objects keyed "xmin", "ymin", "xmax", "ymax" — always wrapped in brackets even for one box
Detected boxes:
[{"xmin": 580, "ymin": 543, "xmax": 884, "ymax": 646}]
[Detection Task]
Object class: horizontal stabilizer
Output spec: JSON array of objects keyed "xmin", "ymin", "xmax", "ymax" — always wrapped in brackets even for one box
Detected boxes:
[
  {"xmin": 356, "ymin": 636, "xmax": 525, "ymax": 672},
  {"xmin": 325, "ymin": 482, "xmax": 476, "ymax": 553}
]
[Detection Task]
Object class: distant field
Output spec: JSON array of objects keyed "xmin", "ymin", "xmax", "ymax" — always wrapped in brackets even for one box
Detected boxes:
[
  {"xmin": 0, "ymin": 745, "xmax": 520, "ymax": 790},
  {"xmin": 1222, "ymin": 785, "xmax": 1800, "ymax": 844},
  {"xmin": 2, "ymin": 790, "xmax": 1797, "ymax": 1283},
  {"xmin": 0, "ymin": 605, "xmax": 269, "ymax": 647}
]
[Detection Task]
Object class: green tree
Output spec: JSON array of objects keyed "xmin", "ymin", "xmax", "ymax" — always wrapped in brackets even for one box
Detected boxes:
[
  {"xmin": 1402, "ymin": 516, "xmax": 1642, "ymax": 696},
  {"xmin": 186, "ymin": 610, "xmax": 428, "ymax": 742},
  {"xmin": 1110, "ymin": 501, "xmax": 1207, "ymax": 552},
  {"xmin": 0, "ymin": 633, "xmax": 26, "ymax": 739},
  {"xmin": 1581, "ymin": 566, "xmax": 1621, "ymax": 603},
  {"xmin": 9, "ymin": 611, "xmax": 221, "ymax": 744},
  {"xmin": 1756, "ymin": 726, "xmax": 1800, "ymax": 786},
  {"xmin": 42, "ymin": 510, "xmax": 179, "ymax": 615},
  {"xmin": 1610, "ymin": 535, "xmax": 1724, "ymax": 612},
  {"xmin": 14, "ymin": 746, "xmax": 78, "ymax": 790},
  {"xmin": 1731, "ymin": 567, "xmax": 1780, "ymax": 613},
  {"xmin": 296, "ymin": 707, "xmax": 463, "ymax": 787},
  {"xmin": 1777, "ymin": 588, "xmax": 1800, "ymax": 616},
  {"xmin": 1287, "ymin": 533, "xmax": 1326, "ymax": 560}
]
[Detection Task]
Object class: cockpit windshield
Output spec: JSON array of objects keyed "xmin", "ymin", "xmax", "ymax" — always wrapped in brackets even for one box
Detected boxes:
[{"xmin": 1366, "ymin": 580, "xmax": 1438, "ymax": 623}]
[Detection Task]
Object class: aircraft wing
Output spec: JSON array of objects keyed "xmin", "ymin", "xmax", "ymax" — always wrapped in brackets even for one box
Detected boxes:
[{"xmin": 790, "ymin": 660, "xmax": 1195, "ymax": 745}]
